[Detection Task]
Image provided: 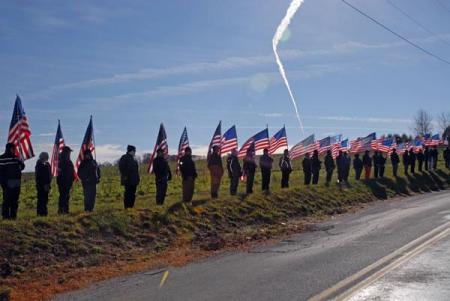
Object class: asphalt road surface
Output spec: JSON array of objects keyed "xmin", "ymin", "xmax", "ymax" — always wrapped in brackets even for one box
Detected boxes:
[{"xmin": 54, "ymin": 190, "xmax": 450, "ymax": 301}]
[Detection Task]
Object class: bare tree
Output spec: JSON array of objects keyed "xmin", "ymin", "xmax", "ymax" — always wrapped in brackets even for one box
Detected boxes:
[
  {"xmin": 437, "ymin": 112, "xmax": 450, "ymax": 133},
  {"xmin": 413, "ymin": 109, "xmax": 433, "ymax": 136}
]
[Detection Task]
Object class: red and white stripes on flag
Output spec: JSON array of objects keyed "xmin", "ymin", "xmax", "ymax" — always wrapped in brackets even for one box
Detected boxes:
[
  {"xmin": 289, "ymin": 134, "xmax": 318, "ymax": 159},
  {"xmin": 220, "ymin": 125, "xmax": 238, "ymax": 154},
  {"xmin": 8, "ymin": 95, "xmax": 34, "ymax": 160},
  {"xmin": 75, "ymin": 116, "xmax": 95, "ymax": 174},
  {"xmin": 148, "ymin": 123, "xmax": 169, "ymax": 173},
  {"xmin": 51, "ymin": 120, "xmax": 65, "ymax": 177},
  {"xmin": 238, "ymin": 128, "xmax": 270, "ymax": 158},
  {"xmin": 268, "ymin": 126, "xmax": 288, "ymax": 154}
]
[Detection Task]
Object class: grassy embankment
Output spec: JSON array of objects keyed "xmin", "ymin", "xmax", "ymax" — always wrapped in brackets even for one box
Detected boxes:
[{"xmin": 0, "ymin": 154, "xmax": 449, "ymax": 300}]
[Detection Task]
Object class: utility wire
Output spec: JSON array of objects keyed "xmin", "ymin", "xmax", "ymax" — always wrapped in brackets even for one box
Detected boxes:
[
  {"xmin": 386, "ymin": 0, "xmax": 450, "ymax": 47},
  {"xmin": 341, "ymin": 0, "xmax": 450, "ymax": 66},
  {"xmin": 434, "ymin": 0, "xmax": 450, "ymax": 14}
]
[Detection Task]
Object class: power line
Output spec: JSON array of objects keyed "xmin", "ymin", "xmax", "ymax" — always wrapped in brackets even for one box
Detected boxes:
[
  {"xmin": 341, "ymin": 0, "xmax": 450, "ymax": 66},
  {"xmin": 386, "ymin": 0, "xmax": 450, "ymax": 47},
  {"xmin": 434, "ymin": 0, "xmax": 450, "ymax": 14}
]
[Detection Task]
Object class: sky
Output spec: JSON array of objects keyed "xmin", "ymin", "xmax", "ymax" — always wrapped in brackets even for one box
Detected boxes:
[{"xmin": 1, "ymin": 0, "xmax": 449, "ymax": 169}]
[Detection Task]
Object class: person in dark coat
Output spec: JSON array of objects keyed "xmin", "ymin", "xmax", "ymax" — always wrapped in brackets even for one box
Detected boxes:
[
  {"xmin": 378, "ymin": 154, "xmax": 386, "ymax": 178},
  {"xmin": 57, "ymin": 146, "xmax": 75, "ymax": 214},
  {"xmin": 260, "ymin": 148, "xmax": 273, "ymax": 191},
  {"xmin": 324, "ymin": 150, "xmax": 335, "ymax": 185},
  {"xmin": 444, "ymin": 147, "xmax": 450, "ymax": 169},
  {"xmin": 0, "ymin": 143, "xmax": 25, "ymax": 220},
  {"xmin": 402, "ymin": 150, "xmax": 410, "ymax": 175},
  {"xmin": 207, "ymin": 145, "xmax": 223, "ymax": 199},
  {"xmin": 35, "ymin": 152, "xmax": 52, "ymax": 216},
  {"xmin": 279, "ymin": 149, "xmax": 292, "ymax": 188},
  {"xmin": 179, "ymin": 147, "xmax": 197, "ymax": 203},
  {"xmin": 152, "ymin": 148, "xmax": 171, "ymax": 205},
  {"xmin": 424, "ymin": 146, "xmax": 430, "ymax": 171},
  {"xmin": 416, "ymin": 149, "xmax": 425, "ymax": 172},
  {"xmin": 343, "ymin": 152, "xmax": 351, "ymax": 182},
  {"xmin": 431, "ymin": 146, "xmax": 438, "ymax": 170},
  {"xmin": 242, "ymin": 148, "xmax": 256, "ymax": 194},
  {"xmin": 228, "ymin": 149, "xmax": 242, "ymax": 195},
  {"xmin": 336, "ymin": 151, "xmax": 345, "ymax": 183},
  {"xmin": 353, "ymin": 153, "xmax": 363, "ymax": 180},
  {"xmin": 302, "ymin": 153, "xmax": 312, "ymax": 185},
  {"xmin": 409, "ymin": 148, "xmax": 416, "ymax": 174},
  {"xmin": 119, "ymin": 145, "xmax": 140, "ymax": 209},
  {"xmin": 390, "ymin": 148, "xmax": 400, "ymax": 177},
  {"xmin": 372, "ymin": 151, "xmax": 380, "ymax": 178},
  {"xmin": 311, "ymin": 150, "xmax": 321, "ymax": 185},
  {"xmin": 362, "ymin": 150, "xmax": 372, "ymax": 180},
  {"xmin": 77, "ymin": 150, "xmax": 101, "ymax": 212}
]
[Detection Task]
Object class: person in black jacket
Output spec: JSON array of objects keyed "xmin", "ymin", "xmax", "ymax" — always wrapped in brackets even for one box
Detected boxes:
[
  {"xmin": 57, "ymin": 146, "xmax": 75, "ymax": 214},
  {"xmin": 324, "ymin": 150, "xmax": 335, "ymax": 185},
  {"xmin": 0, "ymin": 143, "xmax": 25, "ymax": 220},
  {"xmin": 390, "ymin": 148, "xmax": 400, "ymax": 177},
  {"xmin": 152, "ymin": 148, "xmax": 171, "ymax": 205},
  {"xmin": 353, "ymin": 153, "xmax": 363, "ymax": 180},
  {"xmin": 431, "ymin": 146, "xmax": 438, "ymax": 170},
  {"xmin": 77, "ymin": 150, "xmax": 101, "ymax": 212},
  {"xmin": 409, "ymin": 148, "xmax": 416, "ymax": 174},
  {"xmin": 179, "ymin": 147, "xmax": 197, "ymax": 202},
  {"xmin": 343, "ymin": 152, "xmax": 351, "ymax": 182},
  {"xmin": 35, "ymin": 152, "xmax": 52, "ymax": 216},
  {"xmin": 259, "ymin": 148, "xmax": 273, "ymax": 191},
  {"xmin": 424, "ymin": 146, "xmax": 430, "ymax": 171},
  {"xmin": 228, "ymin": 149, "xmax": 243, "ymax": 195},
  {"xmin": 336, "ymin": 151, "xmax": 344, "ymax": 183},
  {"xmin": 379, "ymin": 154, "xmax": 386, "ymax": 178},
  {"xmin": 362, "ymin": 150, "xmax": 372, "ymax": 180},
  {"xmin": 279, "ymin": 149, "xmax": 292, "ymax": 188},
  {"xmin": 311, "ymin": 150, "xmax": 321, "ymax": 185},
  {"xmin": 119, "ymin": 145, "xmax": 140, "ymax": 209},
  {"xmin": 444, "ymin": 147, "xmax": 450, "ymax": 169},
  {"xmin": 402, "ymin": 150, "xmax": 410, "ymax": 175},
  {"xmin": 372, "ymin": 151, "xmax": 380, "ymax": 178},
  {"xmin": 207, "ymin": 146, "xmax": 223, "ymax": 198},
  {"xmin": 416, "ymin": 149, "xmax": 425, "ymax": 172},
  {"xmin": 302, "ymin": 153, "xmax": 312, "ymax": 185}
]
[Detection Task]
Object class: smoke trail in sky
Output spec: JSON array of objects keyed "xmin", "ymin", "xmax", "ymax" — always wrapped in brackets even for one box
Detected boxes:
[{"xmin": 273, "ymin": 0, "xmax": 305, "ymax": 135}]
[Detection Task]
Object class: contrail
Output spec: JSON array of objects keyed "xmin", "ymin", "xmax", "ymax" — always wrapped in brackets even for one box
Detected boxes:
[{"xmin": 273, "ymin": 0, "xmax": 305, "ymax": 135}]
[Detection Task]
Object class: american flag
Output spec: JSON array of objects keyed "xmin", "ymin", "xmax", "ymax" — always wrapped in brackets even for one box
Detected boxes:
[
  {"xmin": 331, "ymin": 139, "xmax": 348, "ymax": 159},
  {"xmin": 176, "ymin": 127, "xmax": 189, "ymax": 175},
  {"xmin": 148, "ymin": 123, "xmax": 169, "ymax": 173},
  {"xmin": 424, "ymin": 134, "xmax": 440, "ymax": 146},
  {"xmin": 289, "ymin": 134, "xmax": 319, "ymax": 160},
  {"xmin": 318, "ymin": 136, "xmax": 331, "ymax": 155},
  {"xmin": 396, "ymin": 142, "xmax": 408, "ymax": 155},
  {"xmin": 207, "ymin": 121, "xmax": 221, "ymax": 159},
  {"xmin": 221, "ymin": 125, "xmax": 238, "ymax": 154},
  {"xmin": 269, "ymin": 126, "xmax": 288, "ymax": 154},
  {"xmin": 51, "ymin": 120, "xmax": 65, "ymax": 177},
  {"xmin": 377, "ymin": 137, "xmax": 395, "ymax": 153},
  {"xmin": 8, "ymin": 95, "xmax": 34, "ymax": 160},
  {"xmin": 411, "ymin": 138, "xmax": 424, "ymax": 152},
  {"xmin": 238, "ymin": 128, "xmax": 270, "ymax": 158},
  {"xmin": 350, "ymin": 132, "xmax": 376, "ymax": 153},
  {"xmin": 75, "ymin": 116, "xmax": 95, "ymax": 174}
]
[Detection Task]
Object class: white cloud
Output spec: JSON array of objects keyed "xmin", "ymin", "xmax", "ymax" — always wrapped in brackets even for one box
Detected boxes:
[
  {"xmin": 94, "ymin": 144, "xmax": 124, "ymax": 163},
  {"xmin": 304, "ymin": 115, "xmax": 412, "ymax": 124}
]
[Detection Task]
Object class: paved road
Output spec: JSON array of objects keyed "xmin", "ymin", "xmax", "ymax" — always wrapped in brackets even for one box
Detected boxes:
[{"xmin": 54, "ymin": 191, "xmax": 450, "ymax": 301}]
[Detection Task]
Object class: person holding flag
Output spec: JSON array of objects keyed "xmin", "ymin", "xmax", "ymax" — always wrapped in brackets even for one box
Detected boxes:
[
  {"xmin": 57, "ymin": 146, "xmax": 75, "ymax": 214},
  {"xmin": 0, "ymin": 143, "xmax": 25, "ymax": 220},
  {"xmin": 35, "ymin": 152, "xmax": 52, "ymax": 216},
  {"xmin": 152, "ymin": 148, "xmax": 172, "ymax": 205},
  {"xmin": 148, "ymin": 123, "xmax": 170, "ymax": 205},
  {"xmin": 324, "ymin": 150, "xmax": 335, "ymax": 185},
  {"xmin": 362, "ymin": 150, "xmax": 372, "ymax": 180},
  {"xmin": 119, "ymin": 145, "xmax": 140, "ymax": 209},
  {"xmin": 242, "ymin": 147, "xmax": 256, "ymax": 194},
  {"xmin": 390, "ymin": 148, "xmax": 400, "ymax": 177},
  {"xmin": 353, "ymin": 153, "xmax": 363, "ymax": 180},
  {"xmin": 77, "ymin": 150, "xmax": 101, "ymax": 212},
  {"xmin": 279, "ymin": 149, "xmax": 292, "ymax": 188},
  {"xmin": 259, "ymin": 148, "xmax": 273, "ymax": 191},
  {"xmin": 207, "ymin": 145, "xmax": 223, "ymax": 199},
  {"xmin": 417, "ymin": 149, "xmax": 425, "ymax": 172},
  {"xmin": 179, "ymin": 147, "xmax": 197, "ymax": 203},
  {"xmin": 228, "ymin": 149, "xmax": 242, "ymax": 195}
]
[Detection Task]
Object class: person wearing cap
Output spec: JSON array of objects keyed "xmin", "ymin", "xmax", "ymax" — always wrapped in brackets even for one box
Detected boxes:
[
  {"xmin": 152, "ymin": 148, "xmax": 171, "ymax": 205},
  {"xmin": 324, "ymin": 150, "xmax": 335, "ymax": 185},
  {"xmin": 77, "ymin": 149, "xmax": 101, "ymax": 212},
  {"xmin": 390, "ymin": 148, "xmax": 400, "ymax": 177},
  {"xmin": 57, "ymin": 146, "xmax": 75, "ymax": 214},
  {"xmin": 242, "ymin": 148, "xmax": 256, "ymax": 194},
  {"xmin": 279, "ymin": 149, "xmax": 292, "ymax": 188},
  {"xmin": 259, "ymin": 148, "xmax": 274, "ymax": 191},
  {"xmin": 35, "ymin": 152, "xmax": 52, "ymax": 216},
  {"xmin": 311, "ymin": 149, "xmax": 321, "ymax": 185},
  {"xmin": 119, "ymin": 145, "xmax": 140, "ymax": 209},
  {"xmin": 0, "ymin": 143, "xmax": 25, "ymax": 219},
  {"xmin": 227, "ymin": 149, "xmax": 242, "ymax": 195},
  {"xmin": 207, "ymin": 145, "xmax": 223, "ymax": 199},
  {"xmin": 179, "ymin": 147, "xmax": 197, "ymax": 203}
]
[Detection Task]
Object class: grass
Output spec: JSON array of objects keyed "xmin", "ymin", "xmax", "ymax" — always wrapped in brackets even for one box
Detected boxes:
[{"xmin": 1, "ymin": 152, "xmax": 449, "ymax": 301}]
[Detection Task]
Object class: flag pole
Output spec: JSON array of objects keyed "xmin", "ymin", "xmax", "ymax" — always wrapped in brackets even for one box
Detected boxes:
[{"xmin": 91, "ymin": 115, "xmax": 97, "ymax": 160}]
